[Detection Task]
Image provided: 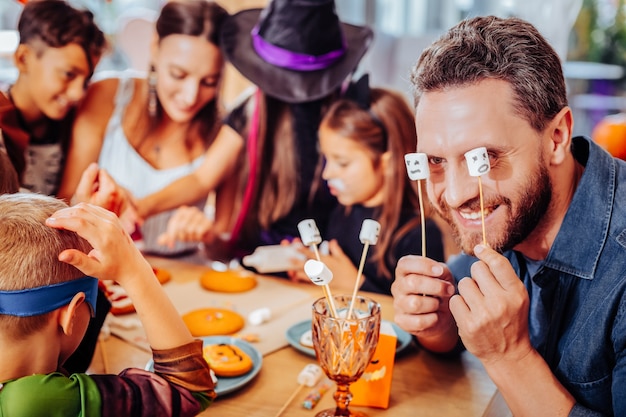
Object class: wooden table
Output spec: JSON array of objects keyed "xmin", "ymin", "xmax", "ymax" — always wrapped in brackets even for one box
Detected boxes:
[{"xmin": 88, "ymin": 255, "xmax": 504, "ymax": 417}]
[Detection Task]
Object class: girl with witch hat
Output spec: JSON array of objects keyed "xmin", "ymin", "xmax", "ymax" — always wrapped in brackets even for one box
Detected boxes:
[{"xmin": 156, "ymin": 0, "xmax": 374, "ymax": 259}]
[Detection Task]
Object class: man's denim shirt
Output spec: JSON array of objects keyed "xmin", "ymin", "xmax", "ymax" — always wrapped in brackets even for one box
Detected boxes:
[{"xmin": 448, "ymin": 137, "xmax": 626, "ymax": 417}]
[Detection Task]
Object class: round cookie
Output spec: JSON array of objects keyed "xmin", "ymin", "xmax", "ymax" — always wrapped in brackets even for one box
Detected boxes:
[
  {"xmin": 182, "ymin": 308, "xmax": 245, "ymax": 337},
  {"xmin": 153, "ymin": 267, "xmax": 172, "ymax": 284},
  {"xmin": 200, "ymin": 269, "xmax": 257, "ymax": 293},
  {"xmin": 300, "ymin": 329, "xmax": 314, "ymax": 348},
  {"xmin": 203, "ymin": 343, "xmax": 253, "ymax": 377}
]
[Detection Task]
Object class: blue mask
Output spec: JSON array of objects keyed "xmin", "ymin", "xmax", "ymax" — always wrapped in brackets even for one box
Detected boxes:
[{"xmin": 0, "ymin": 276, "xmax": 99, "ymax": 317}]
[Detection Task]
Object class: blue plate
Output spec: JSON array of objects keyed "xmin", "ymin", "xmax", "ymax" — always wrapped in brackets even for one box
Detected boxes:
[
  {"xmin": 145, "ymin": 336, "xmax": 262, "ymax": 397},
  {"xmin": 285, "ymin": 319, "xmax": 413, "ymax": 358}
]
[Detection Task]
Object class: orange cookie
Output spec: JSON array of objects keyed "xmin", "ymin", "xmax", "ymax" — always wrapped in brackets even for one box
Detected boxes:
[
  {"xmin": 200, "ymin": 269, "xmax": 257, "ymax": 293},
  {"xmin": 203, "ymin": 343, "xmax": 253, "ymax": 377},
  {"xmin": 153, "ymin": 267, "xmax": 172, "ymax": 284},
  {"xmin": 182, "ymin": 308, "xmax": 245, "ymax": 337}
]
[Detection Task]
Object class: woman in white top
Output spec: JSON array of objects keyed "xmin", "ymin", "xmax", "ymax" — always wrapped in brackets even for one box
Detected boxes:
[{"xmin": 58, "ymin": 0, "xmax": 242, "ymax": 255}]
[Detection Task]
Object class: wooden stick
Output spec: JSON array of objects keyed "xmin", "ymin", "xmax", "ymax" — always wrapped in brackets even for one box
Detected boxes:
[
  {"xmin": 275, "ymin": 384, "xmax": 304, "ymax": 417},
  {"xmin": 311, "ymin": 243, "xmax": 337, "ymax": 318},
  {"xmin": 478, "ymin": 176, "xmax": 487, "ymax": 246},
  {"xmin": 347, "ymin": 242, "xmax": 370, "ymax": 319},
  {"xmin": 418, "ymin": 179, "xmax": 427, "ymax": 257}
]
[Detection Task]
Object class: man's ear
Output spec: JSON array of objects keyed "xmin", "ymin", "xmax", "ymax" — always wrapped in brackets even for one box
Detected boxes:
[
  {"xmin": 58, "ymin": 293, "xmax": 86, "ymax": 336},
  {"xmin": 13, "ymin": 44, "xmax": 32, "ymax": 72},
  {"xmin": 547, "ymin": 106, "xmax": 574, "ymax": 166}
]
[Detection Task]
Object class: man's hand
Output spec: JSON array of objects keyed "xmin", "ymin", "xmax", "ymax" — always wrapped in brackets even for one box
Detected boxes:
[
  {"xmin": 392, "ymin": 255, "xmax": 458, "ymax": 352},
  {"xmin": 449, "ymin": 244, "xmax": 533, "ymax": 364}
]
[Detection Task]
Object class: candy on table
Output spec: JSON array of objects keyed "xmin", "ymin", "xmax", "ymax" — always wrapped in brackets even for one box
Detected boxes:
[
  {"xmin": 275, "ymin": 364, "xmax": 324, "ymax": 417},
  {"xmin": 248, "ymin": 307, "xmax": 272, "ymax": 325},
  {"xmin": 302, "ymin": 381, "xmax": 332, "ymax": 410}
]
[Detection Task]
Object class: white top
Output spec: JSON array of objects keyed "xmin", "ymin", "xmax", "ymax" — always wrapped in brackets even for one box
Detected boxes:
[{"xmin": 98, "ymin": 75, "xmax": 206, "ymax": 255}]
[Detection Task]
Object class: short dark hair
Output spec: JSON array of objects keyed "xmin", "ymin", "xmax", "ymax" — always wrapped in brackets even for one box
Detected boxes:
[
  {"xmin": 410, "ymin": 15, "xmax": 568, "ymax": 132},
  {"xmin": 18, "ymin": 0, "xmax": 107, "ymax": 72}
]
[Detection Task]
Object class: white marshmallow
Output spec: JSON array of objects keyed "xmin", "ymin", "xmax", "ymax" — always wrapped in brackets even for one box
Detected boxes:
[
  {"xmin": 404, "ymin": 153, "xmax": 429, "ymax": 180},
  {"xmin": 304, "ymin": 259, "xmax": 333, "ymax": 286},
  {"xmin": 248, "ymin": 307, "xmax": 271, "ymax": 325},
  {"xmin": 359, "ymin": 219, "xmax": 381, "ymax": 245},
  {"xmin": 297, "ymin": 219, "xmax": 322, "ymax": 246},
  {"xmin": 297, "ymin": 364, "xmax": 323, "ymax": 387},
  {"xmin": 464, "ymin": 147, "xmax": 491, "ymax": 177}
]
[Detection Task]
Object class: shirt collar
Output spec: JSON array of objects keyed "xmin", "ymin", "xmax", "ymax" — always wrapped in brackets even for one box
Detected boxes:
[{"xmin": 543, "ymin": 136, "xmax": 614, "ymax": 280}]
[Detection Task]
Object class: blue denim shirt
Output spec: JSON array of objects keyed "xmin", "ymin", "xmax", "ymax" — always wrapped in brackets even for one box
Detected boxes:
[{"xmin": 448, "ymin": 137, "xmax": 626, "ymax": 417}]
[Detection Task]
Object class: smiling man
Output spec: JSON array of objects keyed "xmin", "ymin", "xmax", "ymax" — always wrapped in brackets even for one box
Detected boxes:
[
  {"xmin": 0, "ymin": 0, "xmax": 106, "ymax": 195},
  {"xmin": 392, "ymin": 16, "xmax": 626, "ymax": 417}
]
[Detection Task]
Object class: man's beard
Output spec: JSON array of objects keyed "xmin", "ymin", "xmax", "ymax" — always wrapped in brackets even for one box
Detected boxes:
[{"xmin": 435, "ymin": 163, "xmax": 552, "ymax": 255}]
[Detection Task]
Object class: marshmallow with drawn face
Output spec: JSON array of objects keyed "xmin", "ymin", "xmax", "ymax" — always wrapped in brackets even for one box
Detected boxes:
[
  {"xmin": 464, "ymin": 147, "xmax": 491, "ymax": 177},
  {"xmin": 404, "ymin": 153, "xmax": 429, "ymax": 180},
  {"xmin": 359, "ymin": 219, "xmax": 381, "ymax": 245},
  {"xmin": 304, "ymin": 259, "xmax": 333, "ymax": 286},
  {"xmin": 297, "ymin": 219, "xmax": 322, "ymax": 246},
  {"xmin": 297, "ymin": 364, "xmax": 323, "ymax": 387}
]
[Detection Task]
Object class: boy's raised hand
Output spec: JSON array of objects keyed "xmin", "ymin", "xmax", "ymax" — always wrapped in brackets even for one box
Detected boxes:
[
  {"xmin": 46, "ymin": 202, "xmax": 152, "ymax": 285},
  {"xmin": 46, "ymin": 202, "xmax": 194, "ymax": 350}
]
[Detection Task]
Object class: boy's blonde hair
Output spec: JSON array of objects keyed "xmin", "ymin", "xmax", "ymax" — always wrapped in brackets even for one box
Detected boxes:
[{"xmin": 0, "ymin": 193, "xmax": 91, "ymax": 338}]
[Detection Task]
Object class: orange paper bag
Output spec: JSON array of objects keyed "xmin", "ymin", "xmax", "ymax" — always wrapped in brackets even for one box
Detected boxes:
[{"xmin": 350, "ymin": 321, "xmax": 397, "ymax": 408}]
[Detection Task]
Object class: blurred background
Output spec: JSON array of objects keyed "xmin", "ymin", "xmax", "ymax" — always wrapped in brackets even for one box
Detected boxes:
[{"xmin": 2, "ymin": 0, "xmax": 626, "ymax": 147}]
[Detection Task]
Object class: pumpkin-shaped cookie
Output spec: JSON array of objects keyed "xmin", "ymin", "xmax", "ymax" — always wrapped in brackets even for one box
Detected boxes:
[{"xmin": 203, "ymin": 343, "xmax": 254, "ymax": 377}]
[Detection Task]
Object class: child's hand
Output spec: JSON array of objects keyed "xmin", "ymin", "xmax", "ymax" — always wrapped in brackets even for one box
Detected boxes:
[
  {"xmin": 317, "ymin": 240, "xmax": 359, "ymax": 291},
  {"xmin": 46, "ymin": 202, "xmax": 153, "ymax": 285},
  {"xmin": 283, "ymin": 239, "xmax": 313, "ymax": 283},
  {"xmin": 71, "ymin": 163, "xmax": 130, "ymax": 216},
  {"xmin": 158, "ymin": 206, "xmax": 215, "ymax": 248}
]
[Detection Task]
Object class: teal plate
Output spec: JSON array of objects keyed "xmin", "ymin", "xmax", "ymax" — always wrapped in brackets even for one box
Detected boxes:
[
  {"xmin": 145, "ymin": 336, "xmax": 262, "ymax": 397},
  {"xmin": 285, "ymin": 319, "xmax": 413, "ymax": 358}
]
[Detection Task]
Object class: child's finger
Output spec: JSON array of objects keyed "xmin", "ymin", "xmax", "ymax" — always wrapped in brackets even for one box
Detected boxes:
[{"xmin": 57, "ymin": 248, "xmax": 101, "ymax": 276}]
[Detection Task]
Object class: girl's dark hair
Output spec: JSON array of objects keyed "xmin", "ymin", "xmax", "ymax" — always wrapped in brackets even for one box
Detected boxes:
[
  {"xmin": 18, "ymin": 0, "xmax": 106, "ymax": 73},
  {"xmin": 150, "ymin": 0, "xmax": 229, "ymax": 146}
]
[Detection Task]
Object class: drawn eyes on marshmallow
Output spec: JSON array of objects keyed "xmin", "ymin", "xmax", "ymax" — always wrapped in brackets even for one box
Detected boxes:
[
  {"xmin": 464, "ymin": 147, "xmax": 490, "ymax": 177},
  {"xmin": 404, "ymin": 153, "xmax": 429, "ymax": 181}
]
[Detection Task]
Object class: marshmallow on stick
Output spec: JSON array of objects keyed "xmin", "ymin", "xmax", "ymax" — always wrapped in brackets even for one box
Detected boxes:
[
  {"xmin": 404, "ymin": 153, "xmax": 430, "ymax": 257},
  {"xmin": 275, "ymin": 364, "xmax": 323, "ymax": 417},
  {"xmin": 297, "ymin": 219, "xmax": 322, "ymax": 259},
  {"xmin": 298, "ymin": 219, "xmax": 336, "ymax": 317},
  {"xmin": 464, "ymin": 147, "xmax": 491, "ymax": 246},
  {"xmin": 347, "ymin": 219, "xmax": 380, "ymax": 319},
  {"xmin": 303, "ymin": 258, "xmax": 337, "ymax": 318}
]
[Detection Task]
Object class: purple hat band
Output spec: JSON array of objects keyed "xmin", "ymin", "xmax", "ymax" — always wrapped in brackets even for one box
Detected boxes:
[{"xmin": 251, "ymin": 25, "xmax": 346, "ymax": 71}]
